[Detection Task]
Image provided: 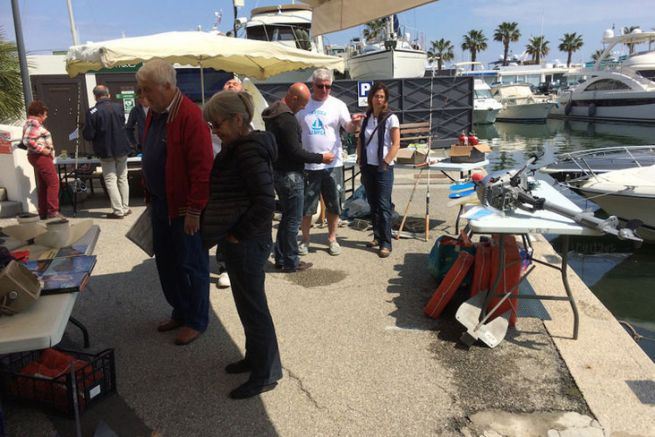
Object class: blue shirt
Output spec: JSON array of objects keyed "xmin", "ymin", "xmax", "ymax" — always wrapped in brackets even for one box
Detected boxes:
[{"xmin": 142, "ymin": 112, "xmax": 168, "ymax": 218}]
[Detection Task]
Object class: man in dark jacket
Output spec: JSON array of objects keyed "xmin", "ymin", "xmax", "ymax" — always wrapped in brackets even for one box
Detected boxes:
[
  {"xmin": 82, "ymin": 85, "xmax": 132, "ymax": 219},
  {"xmin": 125, "ymin": 92, "xmax": 149, "ymax": 153},
  {"xmin": 262, "ymin": 83, "xmax": 334, "ymax": 272}
]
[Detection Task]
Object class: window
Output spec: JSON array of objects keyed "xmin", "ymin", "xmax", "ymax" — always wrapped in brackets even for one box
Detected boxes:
[{"xmin": 584, "ymin": 79, "xmax": 631, "ymax": 91}]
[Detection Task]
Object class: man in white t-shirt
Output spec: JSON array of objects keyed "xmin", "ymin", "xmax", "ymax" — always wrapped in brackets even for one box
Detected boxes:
[{"xmin": 296, "ymin": 68, "xmax": 363, "ymax": 256}]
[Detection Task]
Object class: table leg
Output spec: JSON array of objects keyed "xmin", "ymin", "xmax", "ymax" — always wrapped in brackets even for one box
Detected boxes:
[
  {"xmin": 68, "ymin": 317, "xmax": 90, "ymax": 348},
  {"xmin": 560, "ymin": 236, "xmax": 579, "ymax": 339}
]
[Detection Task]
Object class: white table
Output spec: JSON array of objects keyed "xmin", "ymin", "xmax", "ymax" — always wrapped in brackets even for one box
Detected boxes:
[
  {"xmin": 429, "ymin": 157, "xmax": 489, "ymax": 181},
  {"xmin": 0, "ymin": 225, "xmax": 100, "ymax": 354},
  {"xmin": 465, "ymin": 181, "xmax": 602, "ymax": 340}
]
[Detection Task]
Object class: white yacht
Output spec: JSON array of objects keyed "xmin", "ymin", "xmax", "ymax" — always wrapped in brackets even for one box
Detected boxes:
[
  {"xmin": 345, "ymin": 16, "xmax": 426, "ymax": 80},
  {"xmin": 550, "ymin": 29, "xmax": 655, "ymax": 123},
  {"xmin": 244, "ymin": 3, "xmax": 323, "ymax": 83},
  {"xmin": 491, "ymin": 83, "xmax": 556, "ymax": 122},
  {"xmin": 473, "ymin": 79, "xmax": 502, "ymax": 124},
  {"xmin": 566, "ymin": 164, "xmax": 655, "ymax": 240}
]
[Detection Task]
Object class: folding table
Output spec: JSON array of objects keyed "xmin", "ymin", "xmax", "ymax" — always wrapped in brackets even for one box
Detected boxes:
[{"xmin": 464, "ymin": 181, "xmax": 602, "ymax": 339}]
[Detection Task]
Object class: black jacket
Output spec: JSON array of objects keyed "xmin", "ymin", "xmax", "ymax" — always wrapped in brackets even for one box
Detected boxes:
[
  {"xmin": 125, "ymin": 104, "xmax": 147, "ymax": 150},
  {"xmin": 262, "ymin": 101, "xmax": 323, "ymax": 172},
  {"xmin": 201, "ymin": 130, "xmax": 278, "ymax": 248},
  {"xmin": 82, "ymin": 99, "xmax": 131, "ymax": 158}
]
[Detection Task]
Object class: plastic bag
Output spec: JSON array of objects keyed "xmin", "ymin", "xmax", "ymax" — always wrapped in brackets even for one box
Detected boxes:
[{"xmin": 427, "ymin": 232, "xmax": 475, "ymax": 284}]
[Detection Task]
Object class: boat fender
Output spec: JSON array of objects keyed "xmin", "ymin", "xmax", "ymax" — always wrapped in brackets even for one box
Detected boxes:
[
  {"xmin": 588, "ymin": 103, "xmax": 597, "ymax": 117},
  {"xmin": 564, "ymin": 101, "xmax": 573, "ymax": 115}
]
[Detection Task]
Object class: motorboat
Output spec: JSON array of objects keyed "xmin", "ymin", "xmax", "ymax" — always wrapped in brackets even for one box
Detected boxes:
[
  {"xmin": 473, "ymin": 79, "xmax": 502, "ymax": 124},
  {"xmin": 491, "ymin": 83, "xmax": 556, "ymax": 122},
  {"xmin": 542, "ymin": 145, "xmax": 655, "ymax": 182},
  {"xmin": 345, "ymin": 16, "xmax": 426, "ymax": 80},
  {"xmin": 565, "ymin": 164, "xmax": 655, "ymax": 239},
  {"xmin": 244, "ymin": 3, "xmax": 323, "ymax": 83},
  {"xmin": 550, "ymin": 30, "xmax": 655, "ymax": 123}
]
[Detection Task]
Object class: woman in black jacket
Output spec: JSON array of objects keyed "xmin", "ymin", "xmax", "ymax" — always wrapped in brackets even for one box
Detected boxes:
[{"xmin": 202, "ymin": 91, "xmax": 282, "ymax": 399}]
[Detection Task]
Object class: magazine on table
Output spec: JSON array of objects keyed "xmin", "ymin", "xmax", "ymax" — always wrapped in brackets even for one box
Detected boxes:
[{"xmin": 24, "ymin": 255, "xmax": 96, "ymax": 295}]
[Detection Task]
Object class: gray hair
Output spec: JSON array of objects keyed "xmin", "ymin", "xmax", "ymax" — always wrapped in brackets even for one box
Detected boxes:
[
  {"xmin": 93, "ymin": 85, "xmax": 109, "ymax": 98},
  {"xmin": 203, "ymin": 91, "xmax": 254, "ymax": 128},
  {"xmin": 136, "ymin": 58, "xmax": 177, "ymax": 87},
  {"xmin": 312, "ymin": 68, "xmax": 333, "ymax": 83}
]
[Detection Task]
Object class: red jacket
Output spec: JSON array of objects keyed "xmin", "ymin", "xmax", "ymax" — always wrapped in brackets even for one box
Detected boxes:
[{"xmin": 144, "ymin": 90, "xmax": 212, "ymax": 219}]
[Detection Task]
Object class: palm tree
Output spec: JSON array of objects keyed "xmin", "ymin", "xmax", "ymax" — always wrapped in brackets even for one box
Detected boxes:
[
  {"xmin": 363, "ymin": 18, "xmax": 386, "ymax": 43},
  {"xmin": 493, "ymin": 22, "xmax": 521, "ymax": 66},
  {"xmin": 591, "ymin": 49, "xmax": 611, "ymax": 62},
  {"xmin": 0, "ymin": 28, "xmax": 24, "ymax": 123},
  {"xmin": 427, "ymin": 38, "xmax": 454, "ymax": 71},
  {"xmin": 559, "ymin": 32, "xmax": 584, "ymax": 67},
  {"xmin": 461, "ymin": 29, "xmax": 488, "ymax": 69},
  {"xmin": 525, "ymin": 35, "xmax": 550, "ymax": 65},
  {"xmin": 623, "ymin": 26, "xmax": 640, "ymax": 54}
]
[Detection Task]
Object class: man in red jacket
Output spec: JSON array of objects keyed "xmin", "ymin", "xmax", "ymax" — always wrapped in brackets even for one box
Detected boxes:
[{"xmin": 136, "ymin": 59, "xmax": 213, "ymax": 346}]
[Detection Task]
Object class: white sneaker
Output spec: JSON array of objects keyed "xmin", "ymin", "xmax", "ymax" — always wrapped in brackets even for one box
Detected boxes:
[
  {"xmin": 328, "ymin": 240, "xmax": 341, "ymax": 256},
  {"xmin": 217, "ymin": 272, "xmax": 231, "ymax": 288},
  {"xmin": 298, "ymin": 241, "xmax": 309, "ymax": 256}
]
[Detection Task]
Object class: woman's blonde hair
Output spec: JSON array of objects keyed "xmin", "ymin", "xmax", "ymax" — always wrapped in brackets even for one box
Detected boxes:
[{"xmin": 203, "ymin": 90, "xmax": 254, "ymax": 127}]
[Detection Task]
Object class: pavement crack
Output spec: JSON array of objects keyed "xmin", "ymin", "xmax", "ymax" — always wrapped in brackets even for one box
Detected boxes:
[{"xmin": 284, "ymin": 366, "xmax": 326, "ymax": 410}]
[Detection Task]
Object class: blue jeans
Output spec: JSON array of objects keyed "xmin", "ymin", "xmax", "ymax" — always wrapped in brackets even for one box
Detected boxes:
[
  {"xmin": 274, "ymin": 170, "xmax": 304, "ymax": 269},
  {"xmin": 361, "ymin": 164, "xmax": 394, "ymax": 250},
  {"xmin": 151, "ymin": 199, "xmax": 210, "ymax": 332},
  {"xmin": 223, "ymin": 237, "xmax": 282, "ymax": 385}
]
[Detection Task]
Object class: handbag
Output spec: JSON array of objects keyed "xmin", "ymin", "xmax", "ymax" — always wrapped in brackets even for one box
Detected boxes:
[{"xmin": 125, "ymin": 208, "xmax": 154, "ymax": 257}]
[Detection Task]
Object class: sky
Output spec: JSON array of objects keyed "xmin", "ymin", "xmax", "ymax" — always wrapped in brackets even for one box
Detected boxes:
[{"xmin": 1, "ymin": 0, "xmax": 654, "ymax": 66}]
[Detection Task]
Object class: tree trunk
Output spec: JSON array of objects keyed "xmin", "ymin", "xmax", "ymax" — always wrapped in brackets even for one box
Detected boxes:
[
  {"xmin": 503, "ymin": 43, "xmax": 509, "ymax": 66},
  {"xmin": 567, "ymin": 51, "xmax": 572, "ymax": 68}
]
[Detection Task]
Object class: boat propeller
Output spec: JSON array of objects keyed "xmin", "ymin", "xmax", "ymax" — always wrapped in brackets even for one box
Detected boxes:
[{"xmin": 473, "ymin": 155, "xmax": 644, "ymax": 245}]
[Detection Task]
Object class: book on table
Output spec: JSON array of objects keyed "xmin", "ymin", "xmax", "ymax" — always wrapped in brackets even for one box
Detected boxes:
[{"xmin": 23, "ymin": 255, "xmax": 96, "ymax": 295}]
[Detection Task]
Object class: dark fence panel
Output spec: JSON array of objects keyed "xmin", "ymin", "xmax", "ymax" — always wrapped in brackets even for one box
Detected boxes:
[{"xmin": 256, "ymin": 76, "xmax": 473, "ymax": 148}]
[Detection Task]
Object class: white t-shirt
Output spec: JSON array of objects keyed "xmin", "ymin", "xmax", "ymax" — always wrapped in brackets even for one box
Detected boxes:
[
  {"xmin": 296, "ymin": 96, "xmax": 351, "ymax": 170},
  {"xmin": 363, "ymin": 114, "xmax": 400, "ymax": 166}
]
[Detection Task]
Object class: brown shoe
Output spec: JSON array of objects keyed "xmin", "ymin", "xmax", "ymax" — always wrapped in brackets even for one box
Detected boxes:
[
  {"xmin": 105, "ymin": 212, "xmax": 124, "ymax": 219},
  {"xmin": 174, "ymin": 327, "xmax": 202, "ymax": 345},
  {"xmin": 157, "ymin": 319, "xmax": 183, "ymax": 332},
  {"xmin": 378, "ymin": 247, "xmax": 391, "ymax": 258},
  {"xmin": 124, "ymin": 209, "xmax": 133, "ymax": 216},
  {"xmin": 366, "ymin": 239, "xmax": 379, "ymax": 248}
]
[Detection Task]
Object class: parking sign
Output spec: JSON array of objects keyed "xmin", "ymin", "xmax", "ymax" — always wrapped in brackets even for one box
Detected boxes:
[{"xmin": 358, "ymin": 81, "xmax": 373, "ymax": 107}]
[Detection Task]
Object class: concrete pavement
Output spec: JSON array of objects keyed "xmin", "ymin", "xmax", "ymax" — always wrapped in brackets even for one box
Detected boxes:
[{"xmin": 1, "ymin": 167, "xmax": 653, "ymax": 436}]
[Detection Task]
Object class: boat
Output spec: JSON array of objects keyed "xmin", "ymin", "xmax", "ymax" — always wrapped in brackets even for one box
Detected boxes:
[
  {"xmin": 345, "ymin": 16, "xmax": 426, "ymax": 80},
  {"xmin": 244, "ymin": 3, "xmax": 323, "ymax": 83},
  {"xmin": 491, "ymin": 83, "xmax": 556, "ymax": 122},
  {"xmin": 565, "ymin": 164, "xmax": 655, "ymax": 239},
  {"xmin": 550, "ymin": 29, "xmax": 655, "ymax": 123},
  {"xmin": 541, "ymin": 145, "xmax": 655, "ymax": 182},
  {"xmin": 473, "ymin": 79, "xmax": 502, "ymax": 124}
]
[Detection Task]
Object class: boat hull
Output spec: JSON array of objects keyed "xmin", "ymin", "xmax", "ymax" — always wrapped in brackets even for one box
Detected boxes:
[
  {"xmin": 347, "ymin": 49, "xmax": 426, "ymax": 80},
  {"xmin": 473, "ymin": 108, "xmax": 499, "ymax": 124},
  {"xmin": 496, "ymin": 102, "xmax": 555, "ymax": 122},
  {"xmin": 550, "ymin": 98, "xmax": 655, "ymax": 124}
]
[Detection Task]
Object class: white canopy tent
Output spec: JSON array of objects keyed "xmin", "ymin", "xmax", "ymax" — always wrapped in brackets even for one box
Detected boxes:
[
  {"xmin": 65, "ymin": 31, "xmax": 345, "ymax": 101},
  {"xmin": 304, "ymin": 0, "xmax": 438, "ymax": 36}
]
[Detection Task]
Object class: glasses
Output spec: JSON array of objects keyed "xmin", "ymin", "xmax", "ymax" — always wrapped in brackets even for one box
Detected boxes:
[
  {"xmin": 315, "ymin": 83, "xmax": 332, "ymax": 90},
  {"xmin": 208, "ymin": 118, "xmax": 227, "ymax": 131}
]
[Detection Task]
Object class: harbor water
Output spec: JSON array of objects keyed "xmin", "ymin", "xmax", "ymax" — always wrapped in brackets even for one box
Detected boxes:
[{"xmin": 476, "ymin": 119, "xmax": 655, "ymax": 360}]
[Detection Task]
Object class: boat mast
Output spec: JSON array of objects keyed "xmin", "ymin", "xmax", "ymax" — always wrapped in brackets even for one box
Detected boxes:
[{"xmin": 66, "ymin": 0, "xmax": 80, "ymax": 46}]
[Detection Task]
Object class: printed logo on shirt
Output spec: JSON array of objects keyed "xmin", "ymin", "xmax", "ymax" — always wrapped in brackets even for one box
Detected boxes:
[{"xmin": 310, "ymin": 118, "xmax": 325, "ymax": 135}]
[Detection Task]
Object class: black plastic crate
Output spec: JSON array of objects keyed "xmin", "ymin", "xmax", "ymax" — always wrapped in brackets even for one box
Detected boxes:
[{"xmin": 0, "ymin": 348, "xmax": 116, "ymax": 417}]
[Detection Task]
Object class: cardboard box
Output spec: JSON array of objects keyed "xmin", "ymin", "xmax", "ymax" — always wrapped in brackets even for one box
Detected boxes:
[
  {"xmin": 449, "ymin": 143, "xmax": 491, "ymax": 163},
  {"xmin": 396, "ymin": 147, "xmax": 428, "ymax": 165}
]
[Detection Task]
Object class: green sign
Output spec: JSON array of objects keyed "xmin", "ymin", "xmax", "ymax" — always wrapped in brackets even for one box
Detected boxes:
[{"xmin": 97, "ymin": 63, "xmax": 142, "ymax": 73}]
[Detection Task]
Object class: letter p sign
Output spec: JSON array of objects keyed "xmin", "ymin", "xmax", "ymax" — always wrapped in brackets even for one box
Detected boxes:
[{"xmin": 358, "ymin": 81, "xmax": 373, "ymax": 107}]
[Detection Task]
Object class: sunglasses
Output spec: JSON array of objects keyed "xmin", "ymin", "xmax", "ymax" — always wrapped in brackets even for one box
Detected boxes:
[{"xmin": 315, "ymin": 84, "xmax": 332, "ymax": 90}]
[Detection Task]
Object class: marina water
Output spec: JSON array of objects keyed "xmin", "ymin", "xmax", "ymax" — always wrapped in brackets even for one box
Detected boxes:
[{"xmin": 476, "ymin": 119, "xmax": 655, "ymax": 360}]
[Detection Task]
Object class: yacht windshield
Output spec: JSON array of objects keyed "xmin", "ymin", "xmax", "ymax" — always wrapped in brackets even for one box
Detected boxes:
[{"xmin": 475, "ymin": 89, "xmax": 493, "ymax": 99}]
